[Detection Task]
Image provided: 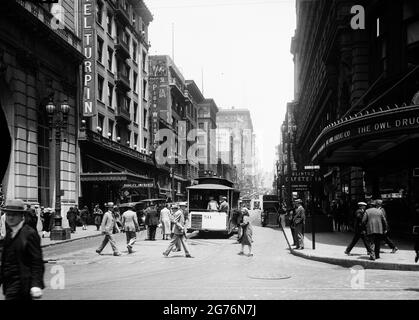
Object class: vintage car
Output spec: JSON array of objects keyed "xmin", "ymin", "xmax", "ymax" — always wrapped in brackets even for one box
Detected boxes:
[{"xmin": 118, "ymin": 198, "xmax": 166, "ymax": 228}]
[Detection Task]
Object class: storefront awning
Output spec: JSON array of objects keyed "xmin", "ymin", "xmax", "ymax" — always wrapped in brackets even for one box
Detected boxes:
[{"xmin": 310, "ymin": 105, "xmax": 419, "ymax": 164}]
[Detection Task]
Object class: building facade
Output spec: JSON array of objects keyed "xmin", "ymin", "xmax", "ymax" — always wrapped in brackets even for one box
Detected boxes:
[
  {"xmin": 78, "ymin": 0, "xmax": 155, "ymax": 208},
  {"xmin": 149, "ymin": 55, "xmax": 199, "ymax": 201},
  {"xmin": 291, "ymin": 0, "xmax": 419, "ymax": 235},
  {"xmin": 0, "ymin": 0, "xmax": 84, "ymax": 221},
  {"xmin": 216, "ymin": 107, "xmax": 255, "ymax": 196}
]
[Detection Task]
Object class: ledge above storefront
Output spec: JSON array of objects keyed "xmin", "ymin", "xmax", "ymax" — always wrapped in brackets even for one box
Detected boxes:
[
  {"xmin": 79, "ymin": 129, "xmax": 154, "ymax": 166},
  {"xmin": 310, "ymin": 105, "xmax": 419, "ymax": 165}
]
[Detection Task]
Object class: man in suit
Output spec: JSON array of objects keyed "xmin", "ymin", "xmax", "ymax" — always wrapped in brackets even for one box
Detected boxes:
[
  {"xmin": 163, "ymin": 203, "xmax": 193, "ymax": 258},
  {"xmin": 121, "ymin": 207, "xmax": 139, "ymax": 254},
  {"xmin": 0, "ymin": 199, "xmax": 44, "ymax": 300},
  {"xmin": 376, "ymin": 199, "xmax": 398, "ymax": 253},
  {"xmin": 362, "ymin": 200, "xmax": 388, "ymax": 260},
  {"xmin": 345, "ymin": 202, "xmax": 372, "ymax": 255},
  {"xmin": 219, "ymin": 196, "xmax": 229, "ymax": 213},
  {"xmin": 293, "ymin": 199, "xmax": 306, "ymax": 250},
  {"xmin": 66, "ymin": 207, "xmax": 77, "ymax": 233},
  {"xmin": 144, "ymin": 203, "xmax": 159, "ymax": 241},
  {"xmin": 96, "ymin": 202, "xmax": 121, "ymax": 256}
]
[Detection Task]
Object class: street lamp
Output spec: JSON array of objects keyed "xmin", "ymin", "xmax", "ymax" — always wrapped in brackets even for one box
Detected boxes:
[{"xmin": 46, "ymin": 97, "xmax": 71, "ymax": 240}]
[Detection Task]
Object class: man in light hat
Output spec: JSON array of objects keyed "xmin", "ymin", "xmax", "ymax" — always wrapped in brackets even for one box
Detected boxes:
[
  {"xmin": 376, "ymin": 199, "xmax": 398, "ymax": 253},
  {"xmin": 293, "ymin": 199, "xmax": 306, "ymax": 250},
  {"xmin": 0, "ymin": 199, "xmax": 44, "ymax": 300},
  {"xmin": 163, "ymin": 203, "xmax": 193, "ymax": 258},
  {"xmin": 96, "ymin": 202, "xmax": 121, "ymax": 256},
  {"xmin": 344, "ymin": 202, "xmax": 372, "ymax": 256},
  {"xmin": 219, "ymin": 196, "xmax": 229, "ymax": 213}
]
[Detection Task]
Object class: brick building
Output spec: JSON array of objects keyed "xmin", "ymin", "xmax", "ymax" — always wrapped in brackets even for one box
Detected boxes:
[{"xmin": 0, "ymin": 0, "xmax": 84, "ymax": 221}]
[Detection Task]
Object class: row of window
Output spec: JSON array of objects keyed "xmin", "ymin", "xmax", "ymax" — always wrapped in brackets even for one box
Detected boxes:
[
  {"xmin": 97, "ymin": 113, "xmax": 148, "ymax": 149},
  {"xmin": 96, "ymin": 0, "xmax": 147, "ymax": 40}
]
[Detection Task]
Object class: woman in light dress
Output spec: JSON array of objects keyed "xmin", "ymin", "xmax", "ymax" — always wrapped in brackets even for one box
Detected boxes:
[{"xmin": 238, "ymin": 207, "xmax": 253, "ymax": 257}]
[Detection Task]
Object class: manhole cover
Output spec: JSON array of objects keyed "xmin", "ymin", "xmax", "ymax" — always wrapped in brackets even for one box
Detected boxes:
[{"xmin": 248, "ymin": 273, "xmax": 291, "ymax": 280}]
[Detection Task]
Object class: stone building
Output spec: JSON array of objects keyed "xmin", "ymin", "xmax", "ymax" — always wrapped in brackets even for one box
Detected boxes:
[
  {"xmin": 0, "ymin": 0, "xmax": 84, "ymax": 221},
  {"xmin": 291, "ymin": 0, "xmax": 419, "ymax": 235}
]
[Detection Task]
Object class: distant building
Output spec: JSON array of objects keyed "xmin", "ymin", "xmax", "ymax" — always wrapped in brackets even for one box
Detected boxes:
[
  {"xmin": 216, "ymin": 107, "xmax": 255, "ymax": 195},
  {"xmin": 149, "ymin": 55, "xmax": 199, "ymax": 201},
  {"xmin": 197, "ymin": 98, "xmax": 219, "ymax": 173}
]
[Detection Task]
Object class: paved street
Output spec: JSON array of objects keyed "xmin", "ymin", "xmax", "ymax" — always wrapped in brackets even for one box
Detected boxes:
[{"xmin": 28, "ymin": 211, "xmax": 419, "ymax": 300}]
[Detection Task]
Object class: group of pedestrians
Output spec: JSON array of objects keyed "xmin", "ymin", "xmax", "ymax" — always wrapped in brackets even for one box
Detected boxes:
[
  {"xmin": 95, "ymin": 201, "xmax": 193, "ymax": 258},
  {"xmin": 345, "ymin": 199, "xmax": 398, "ymax": 260}
]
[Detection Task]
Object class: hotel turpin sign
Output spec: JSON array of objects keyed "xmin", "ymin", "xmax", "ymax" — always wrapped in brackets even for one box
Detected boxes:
[{"xmin": 311, "ymin": 106, "xmax": 419, "ymax": 160}]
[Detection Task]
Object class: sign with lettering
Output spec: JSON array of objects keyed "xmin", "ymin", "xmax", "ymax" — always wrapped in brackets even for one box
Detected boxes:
[
  {"xmin": 82, "ymin": 0, "xmax": 96, "ymax": 117},
  {"xmin": 311, "ymin": 107, "xmax": 419, "ymax": 160},
  {"xmin": 149, "ymin": 59, "xmax": 170, "ymax": 148},
  {"xmin": 122, "ymin": 183, "xmax": 154, "ymax": 189}
]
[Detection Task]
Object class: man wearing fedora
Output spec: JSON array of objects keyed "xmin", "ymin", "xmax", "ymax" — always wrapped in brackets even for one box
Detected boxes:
[
  {"xmin": 362, "ymin": 200, "xmax": 388, "ymax": 260},
  {"xmin": 163, "ymin": 203, "xmax": 193, "ymax": 258},
  {"xmin": 0, "ymin": 199, "xmax": 44, "ymax": 300},
  {"xmin": 344, "ymin": 202, "xmax": 373, "ymax": 256},
  {"xmin": 376, "ymin": 199, "xmax": 398, "ymax": 253},
  {"xmin": 96, "ymin": 202, "xmax": 121, "ymax": 256},
  {"xmin": 219, "ymin": 196, "xmax": 229, "ymax": 213},
  {"xmin": 293, "ymin": 199, "xmax": 306, "ymax": 250}
]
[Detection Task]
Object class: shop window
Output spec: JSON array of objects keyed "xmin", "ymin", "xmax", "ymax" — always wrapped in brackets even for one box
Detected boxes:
[
  {"xmin": 107, "ymin": 12, "xmax": 113, "ymax": 35},
  {"xmin": 107, "ymin": 47, "xmax": 113, "ymax": 71},
  {"xmin": 108, "ymin": 83, "xmax": 114, "ymax": 108},
  {"xmin": 97, "ymin": 75, "xmax": 104, "ymax": 102},
  {"xmin": 108, "ymin": 119, "xmax": 114, "ymax": 140},
  {"xmin": 97, "ymin": 36, "xmax": 104, "ymax": 64},
  {"xmin": 98, "ymin": 113, "xmax": 104, "ymax": 135},
  {"xmin": 133, "ymin": 102, "xmax": 138, "ymax": 123},
  {"xmin": 96, "ymin": 0, "xmax": 103, "ymax": 26}
]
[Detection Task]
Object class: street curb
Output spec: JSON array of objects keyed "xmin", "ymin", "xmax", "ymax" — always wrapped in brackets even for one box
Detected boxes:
[
  {"xmin": 41, "ymin": 232, "xmax": 103, "ymax": 249},
  {"xmin": 290, "ymin": 249, "xmax": 419, "ymax": 271},
  {"xmin": 40, "ymin": 228, "xmax": 148, "ymax": 249}
]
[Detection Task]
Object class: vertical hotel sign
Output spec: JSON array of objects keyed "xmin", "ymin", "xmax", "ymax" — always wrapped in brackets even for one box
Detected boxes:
[
  {"xmin": 82, "ymin": 0, "xmax": 96, "ymax": 117},
  {"xmin": 149, "ymin": 59, "xmax": 168, "ymax": 149}
]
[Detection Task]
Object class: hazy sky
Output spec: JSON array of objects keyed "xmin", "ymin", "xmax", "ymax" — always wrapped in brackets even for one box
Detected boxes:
[{"xmin": 146, "ymin": 0, "xmax": 296, "ymax": 172}]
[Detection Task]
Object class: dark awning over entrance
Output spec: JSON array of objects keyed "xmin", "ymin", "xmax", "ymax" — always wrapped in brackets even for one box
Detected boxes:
[
  {"xmin": 310, "ymin": 105, "xmax": 419, "ymax": 164},
  {"xmin": 80, "ymin": 172, "xmax": 154, "ymax": 185}
]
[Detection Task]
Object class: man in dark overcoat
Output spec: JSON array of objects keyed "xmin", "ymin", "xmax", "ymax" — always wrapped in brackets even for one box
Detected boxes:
[
  {"xmin": 144, "ymin": 203, "xmax": 159, "ymax": 240},
  {"xmin": 344, "ymin": 202, "xmax": 372, "ymax": 255},
  {"xmin": 0, "ymin": 199, "xmax": 45, "ymax": 300}
]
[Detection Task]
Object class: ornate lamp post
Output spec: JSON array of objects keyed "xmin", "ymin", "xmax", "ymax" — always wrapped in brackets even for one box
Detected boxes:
[{"xmin": 46, "ymin": 97, "xmax": 71, "ymax": 240}]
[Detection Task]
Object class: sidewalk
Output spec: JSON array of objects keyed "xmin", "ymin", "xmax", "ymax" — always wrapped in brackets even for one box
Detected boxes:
[
  {"xmin": 40, "ymin": 225, "xmax": 102, "ymax": 248},
  {"xmin": 280, "ymin": 227, "xmax": 419, "ymax": 271}
]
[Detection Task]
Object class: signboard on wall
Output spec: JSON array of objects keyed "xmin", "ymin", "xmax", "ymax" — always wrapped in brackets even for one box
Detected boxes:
[
  {"xmin": 149, "ymin": 58, "xmax": 169, "ymax": 148},
  {"xmin": 82, "ymin": 0, "xmax": 96, "ymax": 117}
]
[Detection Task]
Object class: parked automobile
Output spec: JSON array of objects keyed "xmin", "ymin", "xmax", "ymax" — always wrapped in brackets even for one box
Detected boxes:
[{"xmin": 118, "ymin": 198, "xmax": 167, "ymax": 228}]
